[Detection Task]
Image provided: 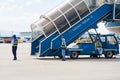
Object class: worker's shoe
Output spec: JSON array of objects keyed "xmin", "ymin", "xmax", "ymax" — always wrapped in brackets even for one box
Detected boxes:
[
  {"xmin": 98, "ymin": 54, "xmax": 102, "ymax": 58},
  {"xmin": 62, "ymin": 59, "xmax": 66, "ymax": 61},
  {"xmin": 13, "ymin": 58, "xmax": 17, "ymax": 60}
]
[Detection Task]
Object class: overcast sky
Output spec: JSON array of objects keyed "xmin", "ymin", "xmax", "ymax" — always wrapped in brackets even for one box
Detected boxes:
[
  {"xmin": 0, "ymin": 0, "xmax": 109, "ymax": 34},
  {"xmin": 0, "ymin": 0, "xmax": 65, "ymax": 32}
]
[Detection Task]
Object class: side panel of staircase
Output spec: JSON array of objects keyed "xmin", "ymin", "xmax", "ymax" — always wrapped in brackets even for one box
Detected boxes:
[{"xmin": 51, "ymin": 4, "xmax": 112, "ymax": 49}]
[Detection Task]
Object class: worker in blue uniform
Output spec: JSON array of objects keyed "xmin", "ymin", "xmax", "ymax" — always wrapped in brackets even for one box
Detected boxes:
[
  {"xmin": 61, "ymin": 36, "xmax": 67, "ymax": 61},
  {"xmin": 11, "ymin": 35, "xmax": 18, "ymax": 60}
]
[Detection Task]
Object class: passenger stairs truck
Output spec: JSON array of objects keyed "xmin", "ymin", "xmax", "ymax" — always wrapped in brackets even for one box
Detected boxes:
[{"xmin": 31, "ymin": 0, "xmax": 119, "ymax": 59}]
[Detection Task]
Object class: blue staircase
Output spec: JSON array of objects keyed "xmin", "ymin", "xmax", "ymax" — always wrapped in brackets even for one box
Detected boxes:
[
  {"xmin": 39, "ymin": 4, "xmax": 113, "ymax": 57},
  {"xmin": 31, "ymin": 35, "xmax": 45, "ymax": 55}
]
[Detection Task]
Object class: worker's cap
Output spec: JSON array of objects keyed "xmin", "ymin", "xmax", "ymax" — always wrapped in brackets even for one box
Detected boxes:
[{"xmin": 12, "ymin": 35, "xmax": 16, "ymax": 39}]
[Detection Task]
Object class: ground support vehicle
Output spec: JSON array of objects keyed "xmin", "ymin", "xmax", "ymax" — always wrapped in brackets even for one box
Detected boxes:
[{"xmin": 67, "ymin": 33, "xmax": 119, "ymax": 59}]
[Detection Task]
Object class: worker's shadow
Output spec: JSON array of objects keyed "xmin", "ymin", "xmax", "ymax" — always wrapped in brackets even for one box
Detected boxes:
[
  {"xmin": 34, "ymin": 56, "xmax": 120, "ymax": 62},
  {"xmin": 35, "ymin": 57, "xmax": 62, "ymax": 61}
]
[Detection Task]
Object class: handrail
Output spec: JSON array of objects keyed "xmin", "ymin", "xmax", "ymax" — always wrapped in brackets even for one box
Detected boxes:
[{"xmin": 51, "ymin": 3, "xmax": 112, "ymax": 49}]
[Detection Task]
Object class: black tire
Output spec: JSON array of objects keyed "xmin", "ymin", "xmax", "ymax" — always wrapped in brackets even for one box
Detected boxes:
[
  {"xmin": 105, "ymin": 51, "xmax": 113, "ymax": 58},
  {"xmin": 70, "ymin": 51, "xmax": 79, "ymax": 59}
]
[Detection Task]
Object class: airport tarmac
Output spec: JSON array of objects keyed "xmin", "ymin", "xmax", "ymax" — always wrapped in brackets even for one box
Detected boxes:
[{"xmin": 0, "ymin": 43, "xmax": 120, "ymax": 80}]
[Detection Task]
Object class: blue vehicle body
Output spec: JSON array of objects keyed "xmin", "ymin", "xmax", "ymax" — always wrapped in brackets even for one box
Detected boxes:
[{"xmin": 67, "ymin": 34, "xmax": 119, "ymax": 58}]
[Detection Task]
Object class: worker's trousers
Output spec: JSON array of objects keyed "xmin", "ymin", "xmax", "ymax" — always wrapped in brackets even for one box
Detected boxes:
[
  {"xmin": 12, "ymin": 46, "xmax": 17, "ymax": 60},
  {"xmin": 97, "ymin": 48, "xmax": 103, "ymax": 54},
  {"xmin": 62, "ymin": 48, "xmax": 66, "ymax": 61}
]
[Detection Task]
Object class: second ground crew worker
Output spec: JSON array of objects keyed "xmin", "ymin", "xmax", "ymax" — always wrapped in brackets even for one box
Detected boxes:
[
  {"xmin": 11, "ymin": 35, "xmax": 18, "ymax": 60},
  {"xmin": 61, "ymin": 36, "xmax": 67, "ymax": 61},
  {"xmin": 95, "ymin": 39, "xmax": 103, "ymax": 57}
]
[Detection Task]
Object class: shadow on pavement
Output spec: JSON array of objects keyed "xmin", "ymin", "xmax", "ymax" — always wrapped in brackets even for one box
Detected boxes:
[{"xmin": 34, "ymin": 56, "xmax": 120, "ymax": 62}]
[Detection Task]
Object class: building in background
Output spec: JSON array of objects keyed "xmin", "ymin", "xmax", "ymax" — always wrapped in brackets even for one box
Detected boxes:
[
  {"xmin": 19, "ymin": 32, "xmax": 32, "ymax": 42},
  {"xmin": 0, "ymin": 31, "xmax": 32, "ymax": 43},
  {"xmin": 0, "ymin": 31, "xmax": 19, "ymax": 43}
]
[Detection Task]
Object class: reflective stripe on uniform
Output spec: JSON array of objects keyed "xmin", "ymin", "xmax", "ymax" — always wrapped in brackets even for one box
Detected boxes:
[
  {"xmin": 61, "ymin": 42, "xmax": 66, "ymax": 48},
  {"xmin": 13, "ymin": 40, "xmax": 18, "ymax": 46}
]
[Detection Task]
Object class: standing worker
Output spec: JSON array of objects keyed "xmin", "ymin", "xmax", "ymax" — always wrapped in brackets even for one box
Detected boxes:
[
  {"xmin": 61, "ymin": 36, "xmax": 67, "ymax": 61},
  {"xmin": 11, "ymin": 35, "xmax": 18, "ymax": 60},
  {"xmin": 95, "ymin": 39, "xmax": 103, "ymax": 57}
]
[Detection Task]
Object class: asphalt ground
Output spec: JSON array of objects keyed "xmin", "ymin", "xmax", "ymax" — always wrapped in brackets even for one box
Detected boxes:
[{"xmin": 0, "ymin": 43, "xmax": 120, "ymax": 80}]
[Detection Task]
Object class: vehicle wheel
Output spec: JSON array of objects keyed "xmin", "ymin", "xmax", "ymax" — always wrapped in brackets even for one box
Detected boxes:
[
  {"xmin": 70, "ymin": 51, "xmax": 79, "ymax": 59},
  {"xmin": 105, "ymin": 51, "xmax": 113, "ymax": 58}
]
